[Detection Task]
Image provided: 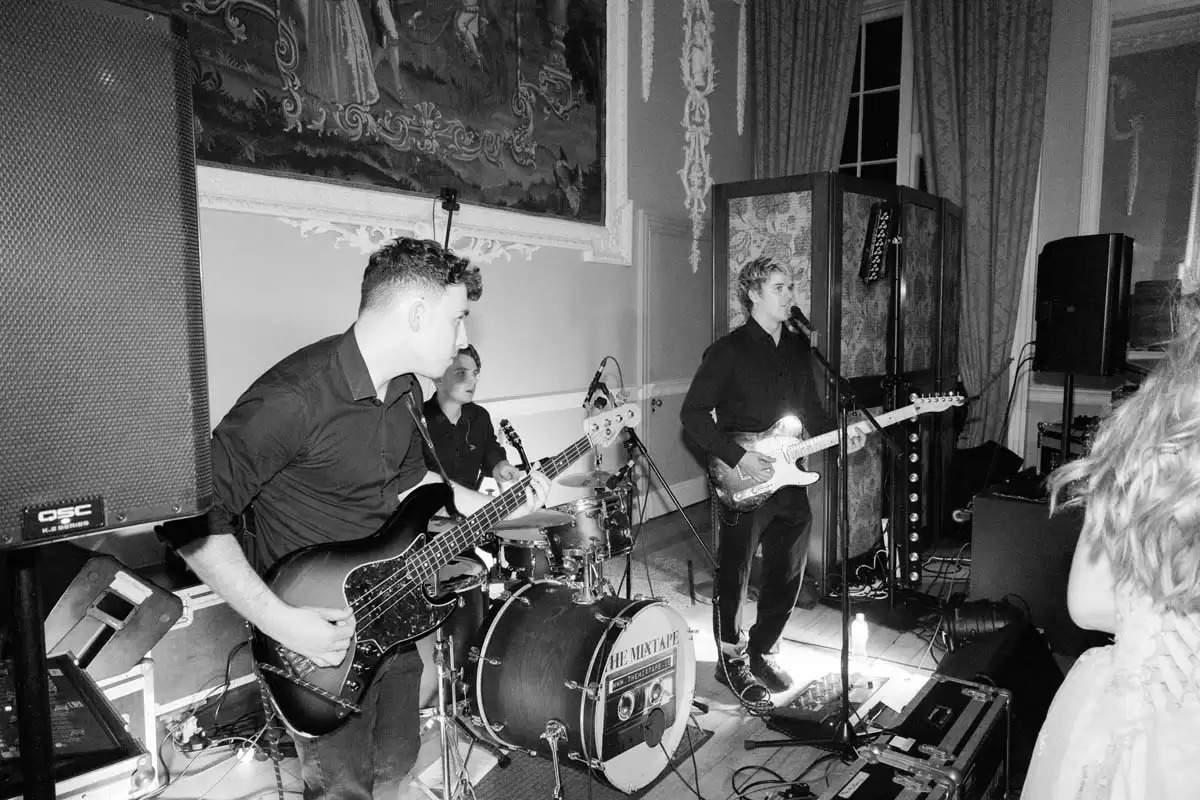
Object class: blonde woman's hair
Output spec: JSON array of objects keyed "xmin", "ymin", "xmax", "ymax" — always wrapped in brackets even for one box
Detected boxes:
[{"xmin": 1048, "ymin": 292, "xmax": 1200, "ymax": 613}]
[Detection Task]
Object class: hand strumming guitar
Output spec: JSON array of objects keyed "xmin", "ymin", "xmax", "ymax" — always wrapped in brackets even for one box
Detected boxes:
[
  {"xmin": 736, "ymin": 451, "xmax": 775, "ymax": 483},
  {"xmin": 263, "ymin": 603, "xmax": 357, "ymax": 668}
]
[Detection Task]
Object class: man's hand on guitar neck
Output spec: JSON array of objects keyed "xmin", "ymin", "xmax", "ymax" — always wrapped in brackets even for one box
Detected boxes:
[{"xmin": 736, "ymin": 451, "xmax": 775, "ymax": 482}]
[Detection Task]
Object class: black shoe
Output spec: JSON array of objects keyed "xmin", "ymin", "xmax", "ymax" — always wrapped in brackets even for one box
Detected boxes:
[
  {"xmin": 748, "ymin": 651, "xmax": 793, "ymax": 693},
  {"xmin": 714, "ymin": 658, "xmax": 770, "ymax": 704}
]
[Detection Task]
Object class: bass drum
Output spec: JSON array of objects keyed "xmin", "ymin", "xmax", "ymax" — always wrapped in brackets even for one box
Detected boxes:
[{"xmin": 474, "ymin": 581, "xmax": 696, "ymax": 793}]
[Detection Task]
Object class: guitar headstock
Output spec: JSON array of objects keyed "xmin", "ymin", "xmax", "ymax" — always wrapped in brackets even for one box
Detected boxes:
[
  {"xmin": 583, "ymin": 403, "xmax": 641, "ymax": 448},
  {"xmin": 499, "ymin": 419, "xmax": 523, "ymax": 450},
  {"xmin": 909, "ymin": 392, "xmax": 967, "ymax": 414},
  {"xmin": 499, "ymin": 419, "xmax": 532, "ymax": 472}
]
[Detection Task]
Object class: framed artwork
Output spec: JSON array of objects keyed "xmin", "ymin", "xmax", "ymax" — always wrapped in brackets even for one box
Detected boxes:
[{"xmin": 137, "ymin": 0, "xmax": 631, "ymax": 262}]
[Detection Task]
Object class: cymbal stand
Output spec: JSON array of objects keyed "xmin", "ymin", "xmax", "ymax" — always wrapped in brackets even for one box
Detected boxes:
[{"xmin": 429, "ymin": 571, "xmax": 481, "ymax": 800}]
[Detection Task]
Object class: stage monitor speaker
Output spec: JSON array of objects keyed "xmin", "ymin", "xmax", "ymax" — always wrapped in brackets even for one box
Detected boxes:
[
  {"xmin": 969, "ymin": 493, "xmax": 1110, "ymax": 658},
  {"xmin": 1033, "ymin": 233, "xmax": 1133, "ymax": 376},
  {"xmin": 936, "ymin": 620, "xmax": 1063, "ymax": 782},
  {"xmin": 0, "ymin": 1, "xmax": 211, "ymax": 549}
]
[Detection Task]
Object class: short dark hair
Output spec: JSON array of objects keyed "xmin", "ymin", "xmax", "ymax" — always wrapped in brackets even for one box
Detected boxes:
[
  {"xmin": 737, "ymin": 256, "xmax": 784, "ymax": 313},
  {"xmin": 457, "ymin": 344, "xmax": 481, "ymax": 371},
  {"xmin": 359, "ymin": 237, "xmax": 482, "ymax": 312}
]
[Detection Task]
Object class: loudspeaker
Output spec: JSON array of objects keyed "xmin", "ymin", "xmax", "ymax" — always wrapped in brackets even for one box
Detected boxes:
[
  {"xmin": 0, "ymin": 1, "xmax": 211, "ymax": 548},
  {"xmin": 1033, "ymin": 233, "xmax": 1133, "ymax": 376},
  {"xmin": 937, "ymin": 621, "xmax": 1063, "ymax": 781},
  {"xmin": 969, "ymin": 493, "xmax": 1110, "ymax": 657}
]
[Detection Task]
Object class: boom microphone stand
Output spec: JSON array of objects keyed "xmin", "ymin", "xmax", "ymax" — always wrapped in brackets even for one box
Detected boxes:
[{"xmin": 745, "ymin": 329, "xmax": 891, "ymax": 758}]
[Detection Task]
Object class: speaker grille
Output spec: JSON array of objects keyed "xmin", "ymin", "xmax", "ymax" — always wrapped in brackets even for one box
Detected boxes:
[{"xmin": 0, "ymin": 1, "xmax": 210, "ymax": 546}]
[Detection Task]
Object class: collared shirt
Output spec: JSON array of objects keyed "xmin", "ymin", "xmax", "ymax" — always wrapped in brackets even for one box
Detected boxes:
[
  {"xmin": 680, "ymin": 317, "xmax": 833, "ymax": 469},
  {"xmin": 421, "ymin": 397, "xmax": 507, "ymax": 490},
  {"xmin": 206, "ymin": 327, "xmax": 427, "ymax": 571}
]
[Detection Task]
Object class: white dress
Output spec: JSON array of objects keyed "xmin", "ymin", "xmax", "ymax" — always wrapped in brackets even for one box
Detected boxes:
[{"xmin": 1022, "ymin": 590, "xmax": 1200, "ymax": 799}]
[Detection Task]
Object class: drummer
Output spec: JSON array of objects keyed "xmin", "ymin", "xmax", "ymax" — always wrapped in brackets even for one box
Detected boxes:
[{"xmin": 423, "ymin": 344, "xmax": 523, "ymax": 491}]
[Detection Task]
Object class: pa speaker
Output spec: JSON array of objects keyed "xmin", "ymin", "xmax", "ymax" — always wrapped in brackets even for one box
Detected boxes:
[
  {"xmin": 0, "ymin": 1, "xmax": 211, "ymax": 549},
  {"xmin": 1033, "ymin": 233, "xmax": 1133, "ymax": 376}
]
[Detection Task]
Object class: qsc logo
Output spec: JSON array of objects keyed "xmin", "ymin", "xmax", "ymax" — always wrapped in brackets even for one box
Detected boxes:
[{"xmin": 37, "ymin": 504, "xmax": 94, "ymax": 524}]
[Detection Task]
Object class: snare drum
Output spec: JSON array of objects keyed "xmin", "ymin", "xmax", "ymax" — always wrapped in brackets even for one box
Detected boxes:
[
  {"xmin": 494, "ymin": 528, "xmax": 555, "ymax": 581},
  {"xmin": 474, "ymin": 581, "xmax": 696, "ymax": 793}
]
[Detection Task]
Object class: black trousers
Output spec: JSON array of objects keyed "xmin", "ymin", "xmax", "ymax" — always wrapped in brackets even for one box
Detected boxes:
[{"xmin": 714, "ymin": 486, "xmax": 813, "ymax": 656}]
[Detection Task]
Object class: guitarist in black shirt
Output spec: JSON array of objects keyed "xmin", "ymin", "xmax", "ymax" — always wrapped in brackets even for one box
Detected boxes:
[
  {"xmin": 163, "ymin": 238, "xmax": 549, "ymax": 799},
  {"xmin": 681, "ymin": 257, "xmax": 863, "ymax": 704}
]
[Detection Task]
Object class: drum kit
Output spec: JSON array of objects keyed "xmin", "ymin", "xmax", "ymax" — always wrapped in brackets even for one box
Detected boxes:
[{"xmin": 424, "ymin": 473, "xmax": 698, "ymax": 799}]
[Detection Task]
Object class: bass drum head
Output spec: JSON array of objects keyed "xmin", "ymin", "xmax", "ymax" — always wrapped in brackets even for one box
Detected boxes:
[
  {"xmin": 473, "ymin": 581, "xmax": 696, "ymax": 794},
  {"xmin": 592, "ymin": 602, "xmax": 696, "ymax": 792}
]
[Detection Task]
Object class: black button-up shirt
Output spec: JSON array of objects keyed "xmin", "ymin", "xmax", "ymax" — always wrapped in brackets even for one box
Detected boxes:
[
  {"xmin": 206, "ymin": 327, "xmax": 427, "ymax": 571},
  {"xmin": 422, "ymin": 398, "xmax": 507, "ymax": 490},
  {"xmin": 680, "ymin": 317, "xmax": 833, "ymax": 469}
]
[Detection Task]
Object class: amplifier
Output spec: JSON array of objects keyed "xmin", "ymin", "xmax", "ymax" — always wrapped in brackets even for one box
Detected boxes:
[
  {"xmin": 1036, "ymin": 419, "xmax": 1099, "ymax": 475},
  {"xmin": 820, "ymin": 675, "xmax": 1009, "ymax": 800}
]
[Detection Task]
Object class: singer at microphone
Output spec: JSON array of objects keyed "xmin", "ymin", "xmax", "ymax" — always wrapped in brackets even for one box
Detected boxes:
[{"xmin": 787, "ymin": 305, "xmax": 817, "ymax": 346}]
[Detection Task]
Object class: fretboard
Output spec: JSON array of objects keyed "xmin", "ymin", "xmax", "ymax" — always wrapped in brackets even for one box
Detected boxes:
[
  {"xmin": 786, "ymin": 404, "xmax": 918, "ymax": 461},
  {"xmin": 407, "ymin": 436, "xmax": 593, "ymax": 582}
]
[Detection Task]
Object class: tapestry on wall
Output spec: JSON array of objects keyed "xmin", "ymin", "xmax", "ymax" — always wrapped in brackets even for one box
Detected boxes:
[{"xmin": 134, "ymin": 0, "xmax": 606, "ymax": 223}]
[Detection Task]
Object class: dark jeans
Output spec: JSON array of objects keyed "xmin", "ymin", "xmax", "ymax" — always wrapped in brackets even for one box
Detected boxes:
[
  {"xmin": 714, "ymin": 486, "xmax": 812, "ymax": 656},
  {"xmin": 291, "ymin": 646, "xmax": 423, "ymax": 800}
]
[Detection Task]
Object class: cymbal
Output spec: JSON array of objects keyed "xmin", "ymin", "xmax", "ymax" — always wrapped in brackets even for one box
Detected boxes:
[
  {"xmin": 493, "ymin": 510, "xmax": 573, "ymax": 530},
  {"xmin": 557, "ymin": 471, "xmax": 614, "ymax": 488}
]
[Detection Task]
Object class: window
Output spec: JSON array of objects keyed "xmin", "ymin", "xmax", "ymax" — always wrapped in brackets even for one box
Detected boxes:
[{"xmin": 839, "ymin": 9, "xmax": 918, "ymax": 187}]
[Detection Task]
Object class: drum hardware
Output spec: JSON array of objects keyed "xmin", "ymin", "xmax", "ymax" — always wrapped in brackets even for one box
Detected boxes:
[
  {"xmin": 557, "ymin": 470, "xmax": 616, "ymax": 488},
  {"xmin": 468, "ymin": 646, "xmax": 500, "ymax": 666},
  {"xmin": 496, "ymin": 589, "xmax": 532, "ymax": 607},
  {"xmin": 567, "ymin": 751, "xmax": 605, "ymax": 771},
  {"xmin": 563, "ymin": 679, "xmax": 601, "ymax": 699},
  {"xmin": 592, "ymin": 612, "xmax": 629, "ymax": 628},
  {"xmin": 541, "ymin": 720, "xmax": 569, "ymax": 800}
]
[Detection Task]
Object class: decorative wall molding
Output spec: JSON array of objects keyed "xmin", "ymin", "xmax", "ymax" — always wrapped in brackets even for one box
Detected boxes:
[{"xmin": 197, "ymin": 2, "xmax": 632, "ymax": 265}]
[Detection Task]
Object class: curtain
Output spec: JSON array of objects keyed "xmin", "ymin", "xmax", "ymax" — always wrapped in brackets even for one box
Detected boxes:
[
  {"xmin": 912, "ymin": 0, "xmax": 1053, "ymax": 446},
  {"xmin": 750, "ymin": 0, "xmax": 862, "ymax": 178}
]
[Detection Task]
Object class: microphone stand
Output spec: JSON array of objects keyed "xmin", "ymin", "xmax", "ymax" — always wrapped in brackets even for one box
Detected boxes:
[
  {"xmin": 745, "ymin": 330, "xmax": 893, "ymax": 759},
  {"xmin": 590, "ymin": 386, "xmax": 715, "ymax": 600}
]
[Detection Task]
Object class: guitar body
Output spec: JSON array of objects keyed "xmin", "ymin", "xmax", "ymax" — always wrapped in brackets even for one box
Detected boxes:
[
  {"xmin": 708, "ymin": 417, "xmax": 821, "ymax": 512},
  {"xmin": 252, "ymin": 483, "xmax": 456, "ymax": 737}
]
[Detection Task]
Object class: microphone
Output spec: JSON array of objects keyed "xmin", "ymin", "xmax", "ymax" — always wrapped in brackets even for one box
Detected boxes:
[
  {"xmin": 583, "ymin": 359, "xmax": 608, "ymax": 408},
  {"xmin": 788, "ymin": 306, "xmax": 817, "ymax": 346},
  {"xmin": 606, "ymin": 458, "xmax": 635, "ymax": 489}
]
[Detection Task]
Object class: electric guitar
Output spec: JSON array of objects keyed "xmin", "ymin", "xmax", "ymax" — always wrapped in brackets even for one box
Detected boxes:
[
  {"xmin": 708, "ymin": 393, "xmax": 963, "ymax": 511},
  {"xmin": 252, "ymin": 404, "xmax": 641, "ymax": 736}
]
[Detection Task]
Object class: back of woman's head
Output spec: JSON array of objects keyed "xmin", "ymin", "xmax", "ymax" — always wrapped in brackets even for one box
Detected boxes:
[{"xmin": 1049, "ymin": 292, "xmax": 1200, "ymax": 613}]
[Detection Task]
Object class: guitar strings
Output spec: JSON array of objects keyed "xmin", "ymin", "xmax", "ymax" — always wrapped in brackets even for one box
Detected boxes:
[{"xmin": 348, "ymin": 439, "xmax": 589, "ymax": 629}]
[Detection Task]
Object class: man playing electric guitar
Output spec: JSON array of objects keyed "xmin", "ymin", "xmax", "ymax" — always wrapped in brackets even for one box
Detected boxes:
[
  {"xmin": 681, "ymin": 257, "xmax": 863, "ymax": 705},
  {"xmin": 162, "ymin": 238, "xmax": 550, "ymax": 799}
]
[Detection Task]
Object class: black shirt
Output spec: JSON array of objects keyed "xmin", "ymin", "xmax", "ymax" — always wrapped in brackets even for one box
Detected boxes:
[
  {"xmin": 203, "ymin": 327, "xmax": 427, "ymax": 571},
  {"xmin": 422, "ymin": 397, "xmax": 507, "ymax": 490},
  {"xmin": 680, "ymin": 317, "xmax": 833, "ymax": 469}
]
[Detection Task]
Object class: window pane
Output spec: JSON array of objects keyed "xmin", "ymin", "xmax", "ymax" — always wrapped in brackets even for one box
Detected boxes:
[
  {"xmin": 841, "ymin": 96, "xmax": 860, "ymax": 165},
  {"xmin": 861, "ymin": 161, "xmax": 896, "ymax": 184},
  {"xmin": 852, "ymin": 28, "xmax": 863, "ymax": 92},
  {"xmin": 861, "ymin": 90, "xmax": 900, "ymax": 161},
  {"xmin": 864, "ymin": 16, "xmax": 902, "ymax": 89}
]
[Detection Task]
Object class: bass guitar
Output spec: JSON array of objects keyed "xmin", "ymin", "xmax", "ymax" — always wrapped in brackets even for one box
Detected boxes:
[
  {"xmin": 708, "ymin": 393, "xmax": 963, "ymax": 511},
  {"xmin": 252, "ymin": 404, "xmax": 641, "ymax": 736}
]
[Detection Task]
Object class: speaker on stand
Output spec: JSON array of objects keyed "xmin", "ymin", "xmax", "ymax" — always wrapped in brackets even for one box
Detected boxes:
[
  {"xmin": 1033, "ymin": 233, "xmax": 1133, "ymax": 471},
  {"xmin": 0, "ymin": 2, "xmax": 209, "ymax": 793}
]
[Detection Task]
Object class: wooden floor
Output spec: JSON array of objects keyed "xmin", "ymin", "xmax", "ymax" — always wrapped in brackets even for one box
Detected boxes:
[{"xmin": 156, "ymin": 501, "xmax": 957, "ymax": 800}]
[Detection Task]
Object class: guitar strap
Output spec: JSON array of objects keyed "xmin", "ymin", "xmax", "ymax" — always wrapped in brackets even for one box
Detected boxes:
[{"xmin": 405, "ymin": 393, "xmax": 467, "ymax": 523}]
